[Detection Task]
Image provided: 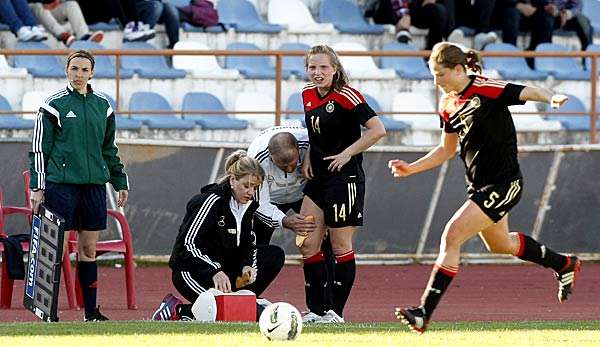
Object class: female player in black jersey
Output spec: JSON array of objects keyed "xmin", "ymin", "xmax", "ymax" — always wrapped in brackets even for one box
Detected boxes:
[
  {"xmin": 389, "ymin": 42, "xmax": 580, "ymax": 334},
  {"xmin": 299, "ymin": 45, "xmax": 386, "ymax": 323}
]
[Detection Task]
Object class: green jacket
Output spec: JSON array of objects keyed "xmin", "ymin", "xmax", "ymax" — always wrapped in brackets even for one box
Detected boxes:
[{"xmin": 29, "ymin": 83, "xmax": 128, "ymax": 191}]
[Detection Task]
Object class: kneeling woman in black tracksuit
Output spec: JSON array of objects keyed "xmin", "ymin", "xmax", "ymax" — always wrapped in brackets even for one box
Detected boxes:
[{"xmin": 152, "ymin": 150, "xmax": 285, "ymax": 321}]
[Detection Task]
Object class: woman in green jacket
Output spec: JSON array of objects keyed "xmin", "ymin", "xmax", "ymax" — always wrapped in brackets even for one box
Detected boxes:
[{"xmin": 29, "ymin": 50, "xmax": 129, "ymax": 321}]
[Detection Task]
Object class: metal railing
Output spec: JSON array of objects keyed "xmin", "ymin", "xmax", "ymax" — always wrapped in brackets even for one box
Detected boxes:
[{"xmin": 0, "ymin": 48, "xmax": 598, "ymax": 142}]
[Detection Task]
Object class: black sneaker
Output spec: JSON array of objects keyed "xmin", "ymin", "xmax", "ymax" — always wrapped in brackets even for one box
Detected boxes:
[
  {"xmin": 555, "ymin": 256, "xmax": 582, "ymax": 303},
  {"xmin": 84, "ymin": 306, "xmax": 109, "ymax": 321},
  {"xmin": 395, "ymin": 306, "xmax": 429, "ymax": 334}
]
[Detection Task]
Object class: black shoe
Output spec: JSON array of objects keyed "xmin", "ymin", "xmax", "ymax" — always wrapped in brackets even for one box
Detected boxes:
[
  {"xmin": 555, "ymin": 256, "xmax": 582, "ymax": 303},
  {"xmin": 396, "ymin": 30, "xmax": 412, "ymax": 44},
  {"xmin": 84, "ymin": 306, "xmax": 109, "ymax": 321},
  {"xmin": 395, "ymin": 306, "xmax": 429, "ymax": 334}
]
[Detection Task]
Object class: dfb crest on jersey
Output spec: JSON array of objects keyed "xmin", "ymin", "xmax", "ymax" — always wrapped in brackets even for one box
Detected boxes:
[{"xmin": 326, "ymin": 101, "xmax": 335, "ymax": 113}]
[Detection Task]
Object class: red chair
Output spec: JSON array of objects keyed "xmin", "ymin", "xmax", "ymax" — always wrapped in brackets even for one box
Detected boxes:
[
  {"xmin": 23, "ymin": 171, "xmax": 136, "ymax": 309},
  {"xmin": 0, "ymin": 186, "xmax": 78, "ymax": 309}
]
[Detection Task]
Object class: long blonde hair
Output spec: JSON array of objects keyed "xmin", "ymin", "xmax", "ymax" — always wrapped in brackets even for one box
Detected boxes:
[
  {"xmin": 218, "ymin": 150, "xmax": 265, "ymax": 184},
  {"xmin": 429, "ymin": 42, "xmax": 483, "ymax": 74},
  {"xmin": 304, "ymin": 45, "xmax": 350, "ymax": 92}
]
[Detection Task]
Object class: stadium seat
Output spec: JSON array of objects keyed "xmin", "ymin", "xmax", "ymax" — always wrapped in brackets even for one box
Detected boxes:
[
  {"xmin": 331, "ymin": 42, "xmax": 396, "ymax": 79},
  {"xmin": 70, "ymin": 41, "xmax": 134, "ymax": 79},
  {"xmin": 22, "ymin": 171, "xmax": 136, "ymax": 310},
  {"xmin": 121, "ymin": 42, "xmax": 186, "ymax": 79},
  {"xmin": 128, "ymin": 91, "xmax": 196, "ymax": 129},
  {"xmin": 283, "ymin": 92, "xmax": 305, "ymax": 126},
  {"xmin": 534, "ymin": 43, "xmax": 589, "ymax": 80},
  {"xmin": 319, "ymin": 0, "xmax": 385, "ymax": 34},
  {"xmin": 585, "ymin": 44, "xmax": 600, "ymax": 73},
  {"xmin": 0, "ymin": 94, "xmax": 34, "ymax": 129},
  {"xmin": 87, "ymin": 18, "xmax": 121, "ymax": 32},
  {"xmin": 182, "ymin": 92, "xmax": 249, "ymax": 130},
  {"xmin": 545, "ymin": 94, "xmax": 599, "ymax": 131},
  {"xmin": 507, "ymin": 102, "xmax": 562, "ymax": 132},
  {"xmin": 268, "ymin": 0, "xmax": 336, "ymax": 34},
  {"xmin": 392, "ymin": 92, "xmax": 438, "ymax": 144},
  {"xmin": 381, "ymin": 42, "xmax": 431, "ymax": 80},
  {"xmin": 13, "ymin": 41, "xmax": 64, "ymax": 78},
  {"xmin": 217, "ymin": 0, "xmax": 282, "ymax": 33},
  {"xmin": 363, "ymin": 94, "xmax": 408, "ymax": 131},
  {"xmin": 0, "ymin": 54, "xmax": 27, "ymax": 78},
  {"xmin": 484, "ymin": 43, "xmax": 548, "ymax": 80},
  {"xmin": 99, "ymin": 93, "xmax": 143, "ymax": 130},
  {"xmin": 172, "ymin": 41, "xmax": 240, "ymax": 79},
  {"xmin": 234, "ymin": 91, "xmax": 276, "ymax": 128},
  {"xmin": 225, "ymin": 42, "xmax": 291, "ymax": 79},
  {"xmin": 278, "ymin": 42, "xmax": 310, "ymax": 79},
  {"xmin": 582, "ymin": 0, "xmax": 600, "ymax": 33},
  {"xmin": 170, "ymin": 0, "xmax": 225, "ymax": 32},
  {"xmin": 21, "ymin": 91, "xmax": 49, "ymax": 120}
]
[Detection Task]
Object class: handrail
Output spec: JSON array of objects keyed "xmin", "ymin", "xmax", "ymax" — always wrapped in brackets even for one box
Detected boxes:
[{"xmin": 0, "ymin": 48, "xmax": 598, "ymax": 143}]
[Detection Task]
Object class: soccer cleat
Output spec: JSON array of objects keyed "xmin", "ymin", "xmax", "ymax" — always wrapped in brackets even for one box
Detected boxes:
[
  {"xmin": 302, "ymin": 311, "xmax": 324, "ymax": 324},
  {"xmin": 152, "ymin": 293, "xmax": 183, "ymax": 321},
  {"xmin": 320, "ymin": 309, "xmax": 344, "ymax": 323},
  {"xmin": 84, "ymin": 306, "xmax": 109, "ymax": 321},
  {"xmin": 395, "ymin": 306, "xmax": 429, "ymax": 335},
  {"xmin": 555, "ymin": 256, "xmax": 582, "ymax": 303}
]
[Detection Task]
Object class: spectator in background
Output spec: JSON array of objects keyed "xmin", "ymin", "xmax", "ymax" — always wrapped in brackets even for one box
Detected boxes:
[
  {"xmin": 446, "ymin": 0, "xmax": 499, "ymax": 50},
  {"xmin": 0, "ymin": 0, "xmax": 48, "ymax": 41},
  {"xmin": 74, "ymin": 0, "xmax": 154, "ymax": 42},
  {"xmin": 495, "ymin": 0, "xmax": 592, "ymax": 66},
  {"xmin": 28, "ymin": 0, "xmax": 104, "ymax": 47},
  {"xmin": 365, "ymin": 0, "xmax": 452, "ymax": 50},
  {"xmin": 136, "ymin": 0, "xmax": 180, "ymax": 48}
]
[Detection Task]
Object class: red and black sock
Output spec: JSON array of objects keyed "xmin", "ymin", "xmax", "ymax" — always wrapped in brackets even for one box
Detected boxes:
[
  {"xmin": 331, "ymin": 250, "xmax": 356, "ymax": 317},
  {"xmin": 514, "ymin": 232, "xmax": 568, "ymax": 272},
  {"xmin": 78, "ymin": 261, "xmax": 98, "ymax": 318},
  {"xmin": 421, "ymin": 263, "xmax": 458, "ymax": 317},
  {"xmin": 303, "ymin": 252, "xmax": 327, "ymax": 316}
]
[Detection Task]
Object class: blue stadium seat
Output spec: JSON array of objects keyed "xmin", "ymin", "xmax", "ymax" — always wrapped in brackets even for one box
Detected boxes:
[
  {"xmin": 225, "ymin": 42, "xmax": 291, "ymax": 79},
  {"xmin": 534, "ymin": 43, "xmax": 589, "ymax": 80},
  {"xmin": 279, "ymin": 42, "xmax": 310, "ymax": 79},
  {"xmin": 582, "ymin": 0, "xmax": 600, "ymax": 33},
  {"xmin": 0, "ymin": 94, "xmax": 34, "ymax": 129},
  {"xmin": 585, "ymin": 44, "xmax": 600, "ymax": 73},
  {"xmin": 283, "ymin": 92, "xmax": 305, "ymax": 126},
  {"xmin": 0, "ymin": 23, "xmax": 9, "ymax": 31},
  {"xmin": 381, "ymin": 42, "xmax": 431, "ymax": 80},
  {"xmin": 182, "ymin": 92, "xmax": 249, "ymax": 130},
  {"xmin": 129, "ymin": 92, "xmax": 196, "ymax": 129},
  {"xmin": 364, "ymin": 94, "xmax": 408, "ymax": 131},
  {"xmin": 217, "ymin": 0, "xmax": 282, "ymax": 33},
  {"xmin": 71, "ymin": 41, "xmax": 134, "ymax": 79},
  {"xmin": 545, "ymin": 94, "xmax": 599, "ymax": 131},
  {"xmin": 319, "ymin": 0, "xmax": 385, "ymax": 34},
  {"xmin": 13, "ymin": 41, "xmax": 64, "ymax": 78},
  {"xmin": 87, "ymin": 18, "xmax": 121, "ymax": 31},
  {"xmin": 121, "ymin": 42, "xmax": 186, "ymax": 79},
  {"xmin": 99, "ymin": 93, "xmax": 143, "ymax": 130},
  {"xmin": 484, "ymin": 43, "xmax": 548, "ymax": 80}
]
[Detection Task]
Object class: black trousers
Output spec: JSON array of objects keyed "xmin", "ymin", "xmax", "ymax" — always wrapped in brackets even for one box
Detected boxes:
[
  {"xmin": 75, "ymin": 0, "xmax": 139, "ymax": 26},
  {"xmin": 171, "ymin": 245, "xmax": 285, "ymax": 303}
]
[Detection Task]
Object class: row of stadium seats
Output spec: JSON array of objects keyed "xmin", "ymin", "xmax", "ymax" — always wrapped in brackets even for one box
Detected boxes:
[
  {"xmin": 3, "ymin": 40, "xmax": 600, "ymax": 81},
  {"xmin": 1, "ymin": 91, "xmax": 598, "ymax": 133}
]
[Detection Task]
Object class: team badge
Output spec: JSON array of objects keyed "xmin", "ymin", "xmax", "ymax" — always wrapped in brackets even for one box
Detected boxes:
[{"xmin": 326, "ymin": 101, "xmax": 335, "ymax": 113}]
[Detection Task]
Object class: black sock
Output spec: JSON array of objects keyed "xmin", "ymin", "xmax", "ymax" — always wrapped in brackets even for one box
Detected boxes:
[
  {"xmin": 176, "ymin": 303, "xmax": 193, "ymax": 321},
  {"xmin": 78, "ymin": 261, "xmax": 98, "ymax": 318},
  {"xmin": 303, "ymin": 252, "xmax": 326, "ymax": 316},
  {"xmin": 420, "ymin": 264, "xmax": 457, "ymax": 317},
  {"xmin": 321, "ymin": 235, "xmax": 335, "ymax": 312},
  {"xmin": 331, "ymin": 250, "xmax": 356, "ymax": 317},
  {"xmin": 514, "ymin": 232, "xmax": 568, "ymax": 272}
]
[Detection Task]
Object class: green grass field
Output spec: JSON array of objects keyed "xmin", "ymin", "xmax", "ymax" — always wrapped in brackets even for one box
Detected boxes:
[{"xmin": 1, "ymin": 321, "xmax": 599, "ymax": 347}]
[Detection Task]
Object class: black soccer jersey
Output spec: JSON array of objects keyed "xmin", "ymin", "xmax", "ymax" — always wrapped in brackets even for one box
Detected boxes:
[
  {"xmin": 439, "ymin": 75, "xmax": 526, "ymax": 190},
  {"xmin": 302, "ymin": 83, "xmax": 377, "ymax": 182}
]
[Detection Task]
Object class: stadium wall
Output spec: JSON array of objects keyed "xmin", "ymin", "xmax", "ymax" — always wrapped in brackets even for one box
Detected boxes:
[{"xmin": 1, "ymin": 140, "xmax": 598, "ymax": 260}]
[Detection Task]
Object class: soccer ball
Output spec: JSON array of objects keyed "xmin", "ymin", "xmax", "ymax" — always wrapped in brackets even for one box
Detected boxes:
[{"xmin": 258, "ymin": 302, "xmax": 302, "ymax": 341}]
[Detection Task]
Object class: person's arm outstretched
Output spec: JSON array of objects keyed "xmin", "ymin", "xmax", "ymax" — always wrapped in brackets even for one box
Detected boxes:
[{"xmin": 519, "ymin": 87, "xmax": 568, "ymax": 108}]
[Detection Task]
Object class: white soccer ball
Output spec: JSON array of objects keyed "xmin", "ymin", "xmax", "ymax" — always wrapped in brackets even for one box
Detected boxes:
[{"xmin": 258, "ymin": 302, "xmax": 302, "ymax": 341}]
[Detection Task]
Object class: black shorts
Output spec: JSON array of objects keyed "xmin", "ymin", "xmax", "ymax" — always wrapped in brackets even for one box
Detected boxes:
[
  {"xmin": 469, "ymin": 178, "xmax": 523, "ymax": 223},
  {"xmin": 44, "ymin": 182, "xmax": 107, "ymax": 231},
  {"xmin": 304, "ymin": 176, "xmax": 365, "ymax": 228}
]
